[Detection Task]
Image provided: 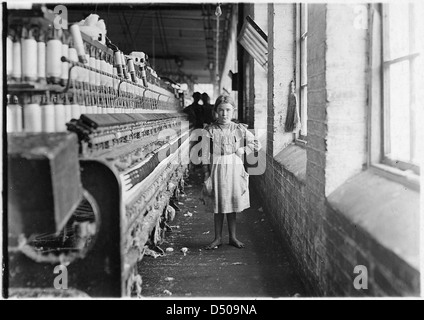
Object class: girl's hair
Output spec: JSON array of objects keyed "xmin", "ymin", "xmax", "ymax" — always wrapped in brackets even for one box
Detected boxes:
[{"xmin": 214, "ymin": 95, "xmax": 236, "ymax": 112}]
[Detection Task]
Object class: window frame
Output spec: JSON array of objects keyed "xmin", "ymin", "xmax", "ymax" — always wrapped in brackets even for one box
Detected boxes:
[
  {"xmin": 295, "ymin": 3, "xmax": 308, "ymax": 142},
  {"xmin": 368, "ymin": 3, "xmax": 420, "ymax": 191},
  {"xmin": 381, "ymin": 3, "xmax": 420, "ymax": 175}
]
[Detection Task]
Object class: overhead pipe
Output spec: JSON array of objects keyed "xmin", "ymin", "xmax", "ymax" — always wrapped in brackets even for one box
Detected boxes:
[{"xmin": 215, "ymin": 3, "xmax": 222, "ymax": 97}]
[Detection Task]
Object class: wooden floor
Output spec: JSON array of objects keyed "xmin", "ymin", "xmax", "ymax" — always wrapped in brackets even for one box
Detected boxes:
[{"xmin": 138, "ymin": 167, "xmax": 307, "ymax": 298}]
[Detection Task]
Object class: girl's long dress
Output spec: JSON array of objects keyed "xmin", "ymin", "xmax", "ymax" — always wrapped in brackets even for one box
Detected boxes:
[{"xmin": 202, "ymin": 122, "xmax": 257, "ymax": 214}]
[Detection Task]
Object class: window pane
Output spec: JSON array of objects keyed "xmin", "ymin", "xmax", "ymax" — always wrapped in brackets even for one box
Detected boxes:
[
  {"xmin": 301, "ymin": 39, "xmax": 307, "ymax": 85},
  {"xmin": 387, "ymin": 60, "xmax": 410, "ymax": 162},
  {"xmin": 297, "ymin": 4, "xmax": 308, "ymax": 137},
  {"xmin": 386, "ymin": 3, "xmax": 410, "ymax": 61},
  {"xmin": 301, "ymin": 87, "xmax": 308, "ymax": 136},
  {"xmin": 301, "ymin": 5, "xmax": 308, "ymax": 35}
]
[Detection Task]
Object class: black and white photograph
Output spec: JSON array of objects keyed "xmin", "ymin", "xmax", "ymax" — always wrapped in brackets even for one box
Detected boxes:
[{"xmin": 1, "ymin": 0, "xmax": 423, "ymax": 304}]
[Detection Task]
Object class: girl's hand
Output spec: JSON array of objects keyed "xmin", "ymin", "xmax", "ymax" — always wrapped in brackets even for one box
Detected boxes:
[{"xmin": 235, "ymin": 147, "xmax": 245, "ymax": 158}]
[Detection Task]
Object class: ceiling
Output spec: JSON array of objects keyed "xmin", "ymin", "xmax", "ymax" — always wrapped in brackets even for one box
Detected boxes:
[{"xmin": 59, "ymin": 3, "xmax": 234, "ymax": 85}]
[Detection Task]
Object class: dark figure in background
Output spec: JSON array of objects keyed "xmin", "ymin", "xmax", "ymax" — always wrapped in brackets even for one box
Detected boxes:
[
  {"xmin": 183, "ymin": 92, "xmax": 204, "ymax": 129},
  {"xmin": 184, "ymin": 92, "xmax": 204, "ymax": 167},
  {"xmin": 201, "ymin": 92, "xmax": 215, "ymax": 125}
]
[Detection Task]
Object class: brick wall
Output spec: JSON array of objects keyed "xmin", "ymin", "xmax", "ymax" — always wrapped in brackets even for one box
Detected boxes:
[
  {"xmin": 326, "ymin": 190, "xmax": 420, "ymax": 296},
  {"xmin": 255, "ymin": 2, "xmax": 325, "ymax": 295},
  {"xmin": 325, "ymin": 4, "xmax": 368, "ymax": 196},
  {"xmin": 267, "ymin": 4, "xmax": 296, "ymax": 157},
  {"xmin": 249, "ymin": 3, "xmax": 419, "ymax": 297},
  {"xmin": 303, "ymin": 3, "xmax": 329, "ymax": 295}
]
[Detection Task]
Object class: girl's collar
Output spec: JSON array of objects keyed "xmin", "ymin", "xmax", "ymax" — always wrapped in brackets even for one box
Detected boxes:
[{"xmin": 216, "ymin": 122, "xmax": 233, "ymax": 129}]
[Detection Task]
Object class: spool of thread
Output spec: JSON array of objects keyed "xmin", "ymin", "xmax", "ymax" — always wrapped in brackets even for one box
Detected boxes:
[
  {"xmin": 95, "ymin": 56, "xmax": 101, "ymax": 86},
  {"xmin": 114, "ymin": 51, "xmax": 123, "ymax": 78},
  {"xmin": 54, "ymin": 101, "xmax": 67, "ymax": 132},
  {"xmin": 110, "ymin": 100, "xmax": 115, "ymax": 114},
  {"xmin": 7, "ymin": 36, "xmax": 13, "ymax": 79},
  {"xmin": 108, "ymin": 55, "xmax": 114, "ymax": 87},
  {"xmin": 86, "ymin": 104, "xmax": 93, "ymax": 114},
  {"xmin": 61, "ymin": 33, "xmax": 69, "ymax": 86},
  {"xmin": 128, "ymin": 83, "xmax": 132, "ymax": 96},
  {"xmin": 46, "ymin": 31, "xmax": 63, "ymax": 84},
  {"xmin": 41, "ymin": 100, "xmax": 55, "ymax": 133},
  {"xmin": 79, "ymin": 94, "xmax": 87, "ymax": 114},
  {"xmin": 107, "ymin": 97, "xmax": 114, "ymax": 113},
  {"xmin": 69, "ymin": 42, "xmax": 83, "ymax": 84},
  {"xmin": 80, "ymin": 103, "xmax": 87, "ymax": 115},
  {"xmin": 127, "ymin": 58, "xmax": 137, "ymax": 83},
  {"xmin": 64, "ymin": 96, "xmax": 72, "ymax": 122},
  {"xmin": 12, "ymin": 37, "xmax": 22, "ymax": 81},
  {"xmin": 97, "ymin": 95, "xmax": 103, "ymax": 114},
  {"xmin": 85, "ymin": 95, "xmax": 93, "ymax": 114},
  {"xmin": 123, "ymin": 102, "xmax": 128, "ymax": 114},
  {"xmin": 108, "ymin": 60, "xmax": 114, "ymax": 88},
  {"xmin": 98, "ymin": 102, "xmax": 103, "ymax": 114},
  {"xmin": 92, "ymin": 102, "xmax": 98, "ymax": 114},
  {"xmin": 141, "ymin": 64, "xmax": 148, "ymax": 87},
  {"xmin": 37, "ymin": 34, "xmax": 46, "ymax": 82},
  {"xmin": 70, "ymin": 24, "xmax": 87, "ymax": 64},
  {"xmin": 104, "ymin": 96, "xmax": 110, "ymax": 114},
  {"xmin": 95, "ymin": 96, "xmax": 100, "ymax": 114},
  {"xmin": 121, "ymin": 81, "xmax": 126, "ymax": 95},
  {"xmin": 113, "ymin": 99, "xmax": 118, "ymax": 114},
  {"xmin": 22, "ymin": 27, "xmax": 38, "ymax": 82},
  {"xmin": 126, "ymin": 100, "xmax": 131, "ymax": 114},
  {"xmin": 100, "ymin": 57, "xmax": 108, "ymax": 86},
  {"xmin": 121, "ymin": 52, "xmax": 130, "ymax": 80},
  {"xmin": 133, "ymin": 84, "xmax": 137, "ymax": 96},
  {"xmin": 105, "ymin": 59, "xmax": 110, "ymax": 88},
  {"xmin": 24, "ymin": 98, "xmax": 42, "ymax": 132},
  {"xmin": 68, "ymin": 45, "xmax": 78, "ymax": 81},
  {"xmin": 106, "ymin": 98, "xmax": 111, "ymax": 113},
  {"xmin": 84, "ymin": 53, "xmax": 90, "ymax": 84},
  {"xmin": 71, "ymin": 102, "xmax": 81, "ymax": 119},
  {"xmin": 89, "ymin": 55, "xmax": 96, "ymax": 85},
  {"xmin": 75, "ymin": 58, "xmax": 84, "ymax": 84},
  {"xmin": 7, "ymin": 96, "xmax": 23, "ymax": 133},
  {"xmin": 113, "ymin": 67, "xmax": 118, "ymax": 90}
]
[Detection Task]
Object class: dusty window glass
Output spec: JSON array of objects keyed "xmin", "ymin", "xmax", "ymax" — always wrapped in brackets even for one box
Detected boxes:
[
  {"xmin": 296, "ymin": 4, "xmax": 308, "ymax": 139},
  {"xmin": 382, "ymin": 3, "xmax": 421, "ymax": 174}
]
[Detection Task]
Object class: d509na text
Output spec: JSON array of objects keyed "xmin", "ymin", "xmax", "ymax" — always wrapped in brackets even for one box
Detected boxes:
[{"xmin": 211, "ymin": 304, "xmax": 257, "ymax": 315}]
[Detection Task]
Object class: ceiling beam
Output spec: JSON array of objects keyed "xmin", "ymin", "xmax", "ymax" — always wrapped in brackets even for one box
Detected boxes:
[
  {"xmin": 57, "ymin": 4, "xmax": 205, "ymax": 11},
  {"xmin": 62, "ymin": 3, "xmax": 234, "ymax": 86}
]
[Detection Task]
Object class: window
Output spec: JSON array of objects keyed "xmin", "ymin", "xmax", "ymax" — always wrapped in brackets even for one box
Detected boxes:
[
  {"xmin": 296, "ymin": 4, "xmax": 308, "ymax": 139},
  {"xmin": 382, "ymin": 3, "xmax": 421, "ymax": 175},
  {"xmin": 237, "ymin": 16, "xmax": 268, "ymax": 71}
]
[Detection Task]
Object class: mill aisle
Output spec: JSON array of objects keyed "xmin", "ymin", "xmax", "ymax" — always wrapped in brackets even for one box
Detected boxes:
[{"xmin": 138, "ymin": 167, "xmax": 307, "ymax": 298}]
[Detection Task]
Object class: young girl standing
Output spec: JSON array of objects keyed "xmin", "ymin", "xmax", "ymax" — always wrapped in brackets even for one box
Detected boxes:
[{"xmin": 201, "ymin": 95, "xmax": 258, "ymax": 250}]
